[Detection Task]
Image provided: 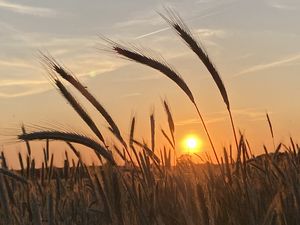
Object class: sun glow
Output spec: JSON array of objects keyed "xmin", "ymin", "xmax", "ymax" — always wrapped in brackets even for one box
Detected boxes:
[{"xmin": 182, "ymin": 135, "xmax": 203, "ymax": 154}]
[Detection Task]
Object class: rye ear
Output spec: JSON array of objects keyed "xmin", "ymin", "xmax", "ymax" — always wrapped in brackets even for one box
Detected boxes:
[
  {"xmin": 161, "ymin": 9, "xmax": 238, "ymax": 150},
  {"xmin": 42, "ymin": 55, "xmax": 126, "ymax": 148},
  {"xmin": 104, "ymin": 38, "xmax": 218, "ymax": 164}
]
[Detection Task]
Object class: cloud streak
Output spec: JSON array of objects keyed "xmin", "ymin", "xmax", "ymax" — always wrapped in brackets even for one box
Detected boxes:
[
  {"xmin": 120, "ymin": 92, "xmax": 141, "ymax": 98},
  {"xmin": 134, "ymin": 4, "xmax": 232, "ymax": 40},
  {"xmin": 195, "ymin": 28, "xmax": 226, "ymax": 38},
  {"xmin": 267, "ymin": 0, "xmax": 298, "ymax": 11},
  {"xmin": 234, "ymin": 53, "xmax": 300, "ymax": 77},
  {"xmin": 0, "ymin": 80, "xmax": 47, "ymax": 87},
  {"xmin": 0, "ymin": 59, "xmax": 36, "ymax": 69},
  {"xmin": 0, "ymin": 57, "xmax": 126, "ymax": 98},
  {"xmin": 135, "ymin": 0, "xmax": 237, "ymax": 39},
  {"xmin": 0, "ymin": 88, "xmax": 50, "ymax": 98},
  {"xmin": 175, "ymin": 116, "xmax": 226, "ymax": 126},
  {"xmin": 0, "ymin": 78, "xmax": 51, "ymax": 98},
  {"xmin": 175, "ymin": 108, "xmax": 267, "ymax": 126},
  {"xmin": 135, "ymin": 27, "xmax": 170, "ymax": 40},
  {"xmin": 0, "ymin": 0, "xmax": 57, "ymax": 17}
]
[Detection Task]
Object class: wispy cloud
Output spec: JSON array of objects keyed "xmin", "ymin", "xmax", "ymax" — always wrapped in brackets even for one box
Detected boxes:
[
  {"xmin": 271, "ymin": 3, "xmax": 295, "ymax": 10},
  {"xmin": 115, "ymin": 15, "xmax": 161, "ymax": 28},
  {"xmin": 79, "ymin": 65, "xmax": 124, "ymax": 78},
  {"xmin": 0, "ymin": 0, "xmax": 57, "ymax": 17},
  {"xmin": 136, "ymin": 27, "xmax": 226, "ymax": 40},
  {"xmin": 0, "ymin": 80, "xmax": 47, "ymax": 87},
  {"xmin": 195, "ymin": 28, "xmax": 226, "ymax": 38},
  {"xmin": 0, "ymin": 80, "xmax": 51, "ymax": 98},
  {"xmin": 231, "ymin": 108, "xmax": 268, "ymax": 121},
  {"xmin": 0, "ymin": 59, "xmax": 36, "ymax": 69},
  {"xmin": 233, "ymin": 53, "xmax": 300, "ymax": 77},
  {"xmin": 175, "ymin": 116, "xmax": 226, "ymax": 126},
  {"xmin": 120, "ymin": 92, "xmax": 141, "ymax": 98},
  {"xmin": 135, "ymin": 27, "xmax": 170, "ymax": 40},
  {"xmin": 196, "ymin": 0, "xmax": 214, "ymax": 3},
  {"xmin": 175, "ymin": 108, "xmax": 267, "ymax": 126},
  {"xmin": 63, "ymin": 57, "xmax": 126, "ymax": 78},
  {"xmin": 134, "ymin": 4, "xmax": 231, "ymax": 40},
  {"xmin": 267, "ymin": 0, "xmax": 297, "ymax": 11},
  {"xmin": 112, "ymin": 73, "xmax": 161, "ymax": 83},
  {"xmin": 0, "ymin": 88, "xmax": 50, "ymax": 98},
  {"xmin": 0, "ymin": 56, "xmax": 126, "ymax": 98}
]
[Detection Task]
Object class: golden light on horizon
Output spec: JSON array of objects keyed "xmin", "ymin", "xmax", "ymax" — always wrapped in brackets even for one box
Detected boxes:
[{"xmin": 182, "ymin": 134, "xmax": 203, "ymax": 154}]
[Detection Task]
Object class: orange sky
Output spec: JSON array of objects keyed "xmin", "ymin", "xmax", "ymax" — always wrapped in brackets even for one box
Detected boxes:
[{"xmin": 0, "ymin": 0, "xmax": 300, "ymax": 168}]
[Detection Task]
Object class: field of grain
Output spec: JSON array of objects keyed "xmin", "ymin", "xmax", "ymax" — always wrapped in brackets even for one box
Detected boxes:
[{"xmin": 0, "ymin": 10, "xmax": 299, "ymax": 225}]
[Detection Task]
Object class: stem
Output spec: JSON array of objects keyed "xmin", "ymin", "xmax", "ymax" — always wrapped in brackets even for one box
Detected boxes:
[
  {"xmin": 193, "ymin": 103, "xmax": 220, "ymax": 166},
  {"xmin": 228, "ymin": 108, "xmax": 239, "ymax": 151},
  {"xmin": 173, "ymin": 144, "xmax": 177, "ymax": 167}
]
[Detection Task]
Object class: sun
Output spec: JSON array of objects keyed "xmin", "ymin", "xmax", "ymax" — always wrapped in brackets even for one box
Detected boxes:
[
  {"xmin": 187, "ymin": 138, "xmax": 197, "ymax": 149},
  {"xmin": 182, "ymin": 135, "xmax": 203, "ymax": 154}
]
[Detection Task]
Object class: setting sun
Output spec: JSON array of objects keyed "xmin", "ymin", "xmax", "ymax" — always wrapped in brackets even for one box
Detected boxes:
[
  {"xmin": 187, "ymin": 138, "xmax": 197, "ymax": 149},
  {"xmin": 182, "ymin": 135, "xmax": 203, "ymax": 154}
]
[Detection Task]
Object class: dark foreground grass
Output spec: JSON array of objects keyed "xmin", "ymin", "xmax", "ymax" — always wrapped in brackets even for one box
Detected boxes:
[{"xmin": 0, "ymin": 142, "xmax": 300, "ymax": 225}]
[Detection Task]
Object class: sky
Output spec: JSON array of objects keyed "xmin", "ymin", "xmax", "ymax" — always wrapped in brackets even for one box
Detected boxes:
[{"xmin": 0, "ymin": 0, "xmax": 300, "ymax": 167}]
